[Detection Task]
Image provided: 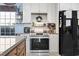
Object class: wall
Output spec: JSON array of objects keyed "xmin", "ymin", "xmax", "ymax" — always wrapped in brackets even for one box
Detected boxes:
[
  {"xmin": 23, "ymin": 3, "xmax": 59, "ymax": 55},
  {"xmin": 15, "ymin": 24, "xmax": 24, "ymax": 33},
  {"xmin": 49, "ymin": 34, "xmax": 59, "ymax": 53},
  {"xmin": 23, "ymin": 3, "xmax": 59, "ymax": 33},
  {"xmin": 59, "ymin": 3, "xmax": 79, "ymax": 10}
]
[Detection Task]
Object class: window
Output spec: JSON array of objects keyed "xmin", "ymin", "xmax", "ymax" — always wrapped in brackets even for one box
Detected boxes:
[
  {"xmin": 1, "ymin": 27, "xmax": 15, "ymax": 35},
  {"xmin": 1, "ymin": 27, "xmax": 5, "ymax": 35},
  {"xmin": 0, "ymin": 11, "xmax": 16, "ymax": 35},
  {"xmin": 0, "ymin": 12, "xmax": 5, "ymax": 18},
  {"xmin": 0, "ymin": 37, "xmax": 16, "ymax": 52},
  {"xmin": 0, "ymin": 12, "xmax": 16, "ymax": 26}
]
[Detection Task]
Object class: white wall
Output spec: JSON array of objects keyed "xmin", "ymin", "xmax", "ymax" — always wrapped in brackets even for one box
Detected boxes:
[
  {"xmin": 23, "ymin": 3, "xmax": 31, "ymax": 23},
  {"xmin": 23, "ymin": 3, "xmax": 59, "ymax": 55},
  {"xmin": 59, "ymin": 3, "xmax": 79, "ymax": 10},
  {"xmin": 49, "ymin": 34, "xmax": 59, "ymax": 53},
  {"xmin": 23, "ymin": 3, "xmax": 59, "ymax": 33}
]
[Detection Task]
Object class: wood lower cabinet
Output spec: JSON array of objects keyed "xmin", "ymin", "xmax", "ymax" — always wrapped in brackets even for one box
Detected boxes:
[
  {"xmin": 19, "ymin": 48, "xmax": 26, "ymax": 56},
  {"xmin": 17, "ymin": 41, "xmax": 26, "ymax": 56},
  {"xmin": 7, "ymin": 48, "xmax": 17, "ymax": 56},
  {"xmin": 1, "ymin": 39, "xmax": 26, "ymax": 56}
]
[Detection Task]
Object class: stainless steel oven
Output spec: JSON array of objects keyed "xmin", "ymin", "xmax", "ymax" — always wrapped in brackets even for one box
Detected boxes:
[{"xmin": 30, "ymin": 36, "xmax": 49, "ymax": 53}]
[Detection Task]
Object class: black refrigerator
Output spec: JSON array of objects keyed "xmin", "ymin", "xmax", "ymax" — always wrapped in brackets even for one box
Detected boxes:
[{"xmin": 59, "ymin": 11, "xmax": 79, "ymax": 56}]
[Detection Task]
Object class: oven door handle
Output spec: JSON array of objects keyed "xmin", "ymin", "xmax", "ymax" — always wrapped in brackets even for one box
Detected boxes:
[{"xmin": 39, "ymin": 39, "xmax": 41, "ymax": 42}]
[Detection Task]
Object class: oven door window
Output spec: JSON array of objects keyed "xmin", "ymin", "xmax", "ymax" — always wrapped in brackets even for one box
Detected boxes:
[{"xmin": 30, "ymin": 38, "xmax": 49, "ymax": 50}]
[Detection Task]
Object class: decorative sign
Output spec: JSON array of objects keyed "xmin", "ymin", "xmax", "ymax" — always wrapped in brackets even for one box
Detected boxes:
[
  {"xmin": 47, "ymin": 23, "xmax": 56, "ymax": 34},
  {"xmin": 36, "ymin": 16, "xmax": 42, "ymax": 22}
]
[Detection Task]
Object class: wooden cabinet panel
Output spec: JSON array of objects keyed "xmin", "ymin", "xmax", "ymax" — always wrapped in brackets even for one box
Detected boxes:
[
  {"xmin": 19, "ymin": 48, "xmax": 26, "ymax": 56},
  {"xmin": 17, "ymin": 41, "xmax": 25, "ymax": 55},
  {"xmin": 7, "ymin": 48, "xmax": 17, "ymax": 56}
]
